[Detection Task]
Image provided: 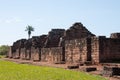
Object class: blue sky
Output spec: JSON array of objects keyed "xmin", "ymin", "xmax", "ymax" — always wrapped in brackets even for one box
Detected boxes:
[{"xmin": 0, "ymin": 0, "xmax": 120, "ymax": 45}]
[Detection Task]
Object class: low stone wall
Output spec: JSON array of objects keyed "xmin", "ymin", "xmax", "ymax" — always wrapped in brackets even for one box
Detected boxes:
[
  {"xmin": 102, "ymin": 66, "xmax": 120, "ymax": 77},
  {"xmin": 41, "ymin": 47, "xmax": 64, "ymax": 63}
]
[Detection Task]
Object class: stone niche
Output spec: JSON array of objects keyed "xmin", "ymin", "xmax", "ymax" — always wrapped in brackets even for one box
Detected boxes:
[
  {"xmin": 41, "ymin": 47, "xmax": 64, "ymax": 63},
  {"xmin": 65, "ymin": 38, "xmax": 92, "ymax": 64},
  {"xmin": 20, "ymin": 48, "xmax": 26, "ymax": 60},
  {"xmin": 64, "ymin": 22, "xmax": 95, "ymax": 40},
  {"xmin": 25, "ymin": 48, "xmax": 31, "ymax": 60}
]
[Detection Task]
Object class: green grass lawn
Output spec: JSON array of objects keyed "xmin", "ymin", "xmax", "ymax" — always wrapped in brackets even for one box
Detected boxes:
[
  {"xmin": 0, "ymin": 55, "xmax": 5, "ymax": 58},
  {"xmin": 0, "ymin": 60, "xmax": 107, "ymax": 80}
]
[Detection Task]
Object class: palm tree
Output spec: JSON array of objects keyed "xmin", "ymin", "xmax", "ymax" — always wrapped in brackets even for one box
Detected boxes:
[{"xmin": 25, "ymin": 25, "xmax": 34, "ymax": 39}]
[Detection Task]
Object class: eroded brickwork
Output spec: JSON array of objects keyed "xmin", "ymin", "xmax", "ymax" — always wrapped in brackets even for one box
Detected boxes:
[
  {"xmin": 65, "ymin": 38, "xmax": 91, "ymax": 64},
  {"xmin": 44, "ymin": 29, "xmax": 65, "ymax": 48},
  {"xmin": 31, "ymin": 47, "xmax": 41, "ymax": 61},
  {"xmin": 41, "ymin": 47, "xmax": 64, "ymax": 63},
  {"xmin": 7, "ymin": 22, "xmax": 120, "ymax": 65},
  {"xmin": 91, "ymin": 36, "xmax": 120, "ymax": 64},
  {"xmin": 64, "ymin": 23, "xmax": 95, "ymax": 40}
]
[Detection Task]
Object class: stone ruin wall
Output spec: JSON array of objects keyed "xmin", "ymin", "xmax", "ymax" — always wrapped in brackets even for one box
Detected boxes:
[
  {"xmin": 91, "ymin": 36, "xmax": 120, "ymax": 64},
  {"xmin": 31, "ymin": 47, "xmax": 41, "ymax": 61},
  {"xmin": 20, "ymin": 48, "xmax": 26, "ymax": 59},
  {"xmin": 65, "ymin": 38, "xmax": 92, "ymax": 64},
  {"xmin": 64, "ymin": 23, "xmax": 95, "ymax": 40},
  {"xmin": 44, "ymin": 29, "xmax": 65, "ymax": 48},
  {"xmin": 41, "ymin": 47, "xmax": 64, "ymax": 63},
  {"xmin": 100, "ymin": 38, "xmax": 120, "ymax": 62},
  {"xmin": 7, "ymin": 22, "xmax": 120, "ymax": 65},
  {"xmin": 110, "ymin": 33, "xmax": 120, "ymax": 38}
]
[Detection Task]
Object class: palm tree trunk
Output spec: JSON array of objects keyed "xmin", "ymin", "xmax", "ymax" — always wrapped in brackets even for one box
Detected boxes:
[{"xmin": 28, "ymin": 31, "xmax": 31, "ymax": 39}]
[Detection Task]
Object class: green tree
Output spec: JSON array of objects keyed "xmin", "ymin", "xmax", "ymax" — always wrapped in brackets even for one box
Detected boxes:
[
  {"xmin": 0, "ymin": 45, "xmax": 9, "ymax": 55},
  {"xmin": 25, "ymin": 25, "xmax": 34, "ymax": 39}
]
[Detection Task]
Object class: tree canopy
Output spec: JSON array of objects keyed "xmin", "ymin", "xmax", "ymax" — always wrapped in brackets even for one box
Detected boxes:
[{"xmin": 0, "ymin": 45, "xmax": 9, "ymax": 55}]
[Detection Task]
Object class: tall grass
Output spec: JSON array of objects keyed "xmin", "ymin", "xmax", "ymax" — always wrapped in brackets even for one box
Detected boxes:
[{"xmin": 0, "ymin": 60, "xmax": 107, "ymax": 80}]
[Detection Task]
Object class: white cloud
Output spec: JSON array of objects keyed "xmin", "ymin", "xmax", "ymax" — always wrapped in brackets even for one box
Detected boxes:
[{"xmin": 4, "ymin": 17, "xmax": 23, "ymax": 24}]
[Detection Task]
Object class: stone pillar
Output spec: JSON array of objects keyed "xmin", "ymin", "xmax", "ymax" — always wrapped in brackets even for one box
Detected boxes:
[
  {"xmin": 31, "ymin": 47, "xmax": 41, "ymax": 61},
  {"xmin": 20, "ymin": 48, "xmax": 26, "ymax": 60}
]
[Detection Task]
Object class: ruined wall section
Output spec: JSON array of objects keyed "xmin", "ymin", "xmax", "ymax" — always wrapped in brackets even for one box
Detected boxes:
[
  {"xmin": 31, "ymin": 47, "xmax": 41, "ymax": 61},
  {"xmin": 20, "ymin": 48, "xmax": 26, "ymax": 59},
  {"xmin": 44, "ymin": 29, "xmax": 65, "ymax": 48},
  {"xmin": 100, "ymin": 38, "xmax": 120, "ymax": 62},
  {"xmin": 91, "ymin": 36, "xmax": 120, "ymax": 64},
  {"xmin": 110, "ymin": 33, "xmax": 120, "ymax": 38},
  {"xmin": 91, "ymin": 36, "xmax": 105, "ymax": 64},
  {"xmin": 11, "ymin": 39, "xmax": 27, "ymax": 59},
  {"xmin": 64, "ymin": 23, "xmax": 95, "ymax": 40},
  {"xmin": 41, "ymin": 47, "xmax": 64, "ymax": 63},
  {"xmin": 65, "ymin": 38, "xmax": 91, "ymax": 64}
]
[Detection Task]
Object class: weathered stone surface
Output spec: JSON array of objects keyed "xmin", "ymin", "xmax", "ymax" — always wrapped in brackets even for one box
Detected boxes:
[
  {"xmin": 10, "ymin": 39, "xmax": 27, "ymax": 59},
  {"xmin": 91, "ymin": 36, "xmax": 120, "ymax": 64},
  {"xmin": 64, "ymin": 22, "xmax": 95, "ymax": 40},
  {"xmin": 44, "ymin": 29, "xmax": 65, "ymax": 47},
  {"xmin": 24, "ymin": 39, "xmax": 32, "ymax": 50},
  {"xmin": 31, "ymin": 47, "xmax": 41, "ymax": 61},
  {"xmin": 102, "ymin": 66, "xmax": 120, "ymax": 77},
  {"xmin": 110, "ymin": 33, "xmax": 120, "ymax": 38},
  {"xmin": 7, "ymin": 22, "xmax": 120, "ymax": 67},
  {"xmin": 20, "ymin": 48, "xmax": 26, "ymax": 59},
  {"xmin": 41, "ymin": 47, "xmax": 64, "ymax": 63},
  {"xmin": 31, "ymin": 35, "xmax": 47, "ymax": 48},
  {"xmin": 65, "ymin": 38, "xmax": 92, "ymax": 64}
]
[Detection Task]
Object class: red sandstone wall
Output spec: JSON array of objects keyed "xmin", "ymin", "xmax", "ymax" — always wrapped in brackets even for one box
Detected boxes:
[
  {"xmin": 91, "ymin": 37, "xmax": 101, "ymax": 64},
  {"xmin": 41, "ymin": 47, "xmax": 63, "ymax": 63},
  {"xmin": 20, "ymin": 48, "xmax": 26, "ymax": 59},
  {"xmin": 91, "ymin": 36, "xmax": 120, "ymax": 64},
  {"xmin": 31, "ymin": 47, "xmax": 40, "ymax": 61},
  {"xmin": 65, "ymin": 38, "xmax": 91, "ymax": 64},
  {"xmin": 100, "ymin": 38, "xmax": 120, "ymax": 62}
]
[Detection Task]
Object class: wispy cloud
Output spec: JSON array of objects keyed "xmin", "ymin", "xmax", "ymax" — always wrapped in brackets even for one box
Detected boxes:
[{"xmin": 4, "ymin": 17, "xmax": 23, "ymax": 24}]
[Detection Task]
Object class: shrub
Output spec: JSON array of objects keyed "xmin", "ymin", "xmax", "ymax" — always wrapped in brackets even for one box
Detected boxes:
[{"xmin": 0, "ymin": 45, "xmax": 9, "ymax": 55}]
